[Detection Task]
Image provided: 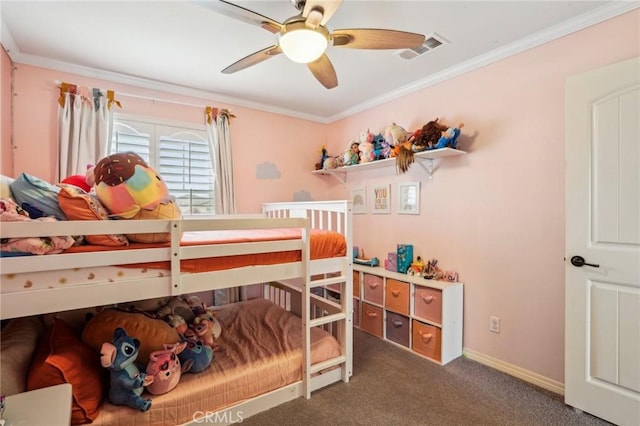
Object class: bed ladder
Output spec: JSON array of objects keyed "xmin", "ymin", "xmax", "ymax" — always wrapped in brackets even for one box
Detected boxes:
[{"xmin": 302, "ymin": 270, "xmax": 353, "ymax": 399}]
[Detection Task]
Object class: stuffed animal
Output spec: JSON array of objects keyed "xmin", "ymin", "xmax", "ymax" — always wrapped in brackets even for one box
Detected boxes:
[
  {"xmin": 100, "ymin": 327, "xmax": 153, "ymax": 412},
  {"xmin": 315, "ymin": 146, "xmax": 330, "ymax": 170},
  {"xmin": 60, "ymin": 174, "xmax": 91, "ymax": 192},
  {"xmin": 430, "ymin": 123, "xmax": 464, "ymax": 150},
  {"xmin": 410, "ymin": 118, "xmax": 449, "ymax": 151},
  {"xmin": 60, "ymin": 164, "xmax": 96, "ymax": 192},
  {"xmin": 323, "ymin": 155, "xmax": 344, "ymax": 170},
  {"xmin": 179, "ymin": 338, "xmax": 214, "ymax": 373},
  {"xmin": 341, "ymin": 141, "xmax": 360, "ymax": 166},
  {"xmin": 166, "ymin": 314, "xmax": 188, "ymax": 336},
  {"xmin": 145, "ymin": 342, "xmax": 187, "ymax": 395},
  {"xmin": 358, "ymin": 141, "xmax": 375, "ymax": 163},
  {"xmin": 384, "ymin": 123, "xmax": 409, "ymax": 156},
  {"xmin": 371, "ymin": 133, "xmax": 391, "ymax": 160},
  {"xmin": 184, "ymin": 312, "xmax": 221, "ymax": 349},
  {"xmin": 93, "ymin": 152, "xmax": 181, "ymax": 243}
]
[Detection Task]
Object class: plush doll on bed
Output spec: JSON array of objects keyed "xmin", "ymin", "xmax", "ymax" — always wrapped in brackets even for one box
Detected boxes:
[
  {"xmin": 184, "ymin": 312, "xmax": 222, "ymax": 350},
  {"xmin": 93, "ymin": 152, "xmax": 182, "ymax": 243},
  {"xmin": 179, "ymin": 338, "xmax": 214, "ymax": 373},
  {"xmin": 100, "ymin": 327, "xmax": 153, "ymax": 412},
  {"xmin": 145, "ymin": 342, "xmax": 187, "ymax": 395}
]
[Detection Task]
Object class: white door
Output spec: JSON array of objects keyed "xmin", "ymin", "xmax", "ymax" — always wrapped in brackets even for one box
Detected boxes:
[{"xmin": 565, "ymin": 56, "xmax": 640, "ymax": 426}]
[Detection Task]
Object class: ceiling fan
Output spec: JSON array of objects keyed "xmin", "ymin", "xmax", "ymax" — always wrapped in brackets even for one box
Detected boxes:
[{"xmin": 205, "ymin": 0, "xmax": 426, "ymax": 89}]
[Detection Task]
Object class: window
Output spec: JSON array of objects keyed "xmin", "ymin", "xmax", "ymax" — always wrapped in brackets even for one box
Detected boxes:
[{"xmin": 110, "ymin": 116, "xmax": 214, "ymax": 215}]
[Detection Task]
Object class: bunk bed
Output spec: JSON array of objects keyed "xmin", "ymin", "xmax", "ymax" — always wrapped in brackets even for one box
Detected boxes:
[{"xmin": 0, "ymin": 200, "xmax": 353, "ymax": 425}]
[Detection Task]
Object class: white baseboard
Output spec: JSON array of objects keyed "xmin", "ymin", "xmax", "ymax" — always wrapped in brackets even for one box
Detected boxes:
[{"xmin": 463, "ymin": 348, "xmax": 564, "ymax": 395}]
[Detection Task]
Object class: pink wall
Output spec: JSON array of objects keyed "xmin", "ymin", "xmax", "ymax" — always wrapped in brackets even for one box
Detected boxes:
[
  {"xmin": 325, "ymin": 9, "xmax": 639, "ymax": 383},
  {"xmin": 8, "ymin": 66, "xmax": 329, "ymax": 213},
  {"xmin": 1, "ymin": 47, "xmax": 12, "ymax": 175},
  {"xmin": 3, "ymin": 9, "xmax": 638, "ymax": 385}
]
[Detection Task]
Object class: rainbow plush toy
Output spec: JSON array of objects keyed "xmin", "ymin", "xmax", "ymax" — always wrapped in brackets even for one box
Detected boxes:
[{"xmin": 93, "ymin": 152, "xmax": 181, "ymax": 243}]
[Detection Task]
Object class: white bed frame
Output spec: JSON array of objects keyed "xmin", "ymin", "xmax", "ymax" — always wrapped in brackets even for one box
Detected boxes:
[{"xmin": 0, "ymin": 200, "xmax": 353, "ymax": 424}]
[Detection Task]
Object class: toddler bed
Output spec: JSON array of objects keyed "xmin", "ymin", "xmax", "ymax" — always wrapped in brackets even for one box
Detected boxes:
[{"xmin": 0, "ymin": 200, "xmax": 353, "ymax": 424}]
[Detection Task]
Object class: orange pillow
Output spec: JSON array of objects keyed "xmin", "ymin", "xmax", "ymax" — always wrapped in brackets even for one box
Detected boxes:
[
  {"xmin": 56, "ymin": 183, "xmax": 129, "ymax": 247},
  {"xmin": 82, "ymin": 309, "xmax": 181, "ymax": 365},
  {"xmin": 27, "ymin": 318, "xmax": 105, "ymax": 425}
]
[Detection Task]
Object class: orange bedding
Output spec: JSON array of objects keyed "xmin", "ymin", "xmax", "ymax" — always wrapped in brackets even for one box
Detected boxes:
[
  {"xmin": 64, "ymin": 228, "xmax": 346, "ymax": 273},
  {"xmin": 92, "ymin": 298, "xmax": 342, "ymax": 426}
]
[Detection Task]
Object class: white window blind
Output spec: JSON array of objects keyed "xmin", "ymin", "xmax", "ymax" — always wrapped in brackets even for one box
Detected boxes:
[{"xmin": 110, "ymin": 118, "xmax": 214, "ymax": 215}]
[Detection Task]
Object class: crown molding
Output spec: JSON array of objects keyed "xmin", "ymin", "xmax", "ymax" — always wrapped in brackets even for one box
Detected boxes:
[
  {"xmin": 3, "ymin": 2, "xmax": 637, "ymax": 125},
  {"xmin": 326, "ymin": 1, "xmax": 639, "ymax": 123},
  {"xmin": 1, "ymin": 28, "xmax": 328, "ymax": 124}
]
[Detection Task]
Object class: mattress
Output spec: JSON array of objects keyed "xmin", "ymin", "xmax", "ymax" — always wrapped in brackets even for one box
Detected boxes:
[
  {"xmin": 92, "ymin": 298, "xmax": 342, "ymax": 426},
  {"xmin": 0, "ymin": 228, "xmax": 346, "ymax": 293}
]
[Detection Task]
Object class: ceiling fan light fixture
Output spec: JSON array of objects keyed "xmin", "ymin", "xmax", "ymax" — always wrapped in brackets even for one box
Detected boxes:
[{"xmin": 279, "ymin": 28, "xmax": 328, "ymax": 63}]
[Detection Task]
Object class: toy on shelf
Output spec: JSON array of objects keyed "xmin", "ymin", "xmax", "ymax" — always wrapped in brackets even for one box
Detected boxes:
[
  {"xmin": 395, "ymin": 118, "xmax": 465, "ymax": 174},
  {"xmin": 372, "ymin": 133, "xmax": 391, "ymax": 160},
  {"xmin": 384, "ymin": 123, "xmax": 409, "ymax": 158},
  {"xmin": 353, "ymin": 247, "xmax": 380, "ymax": 267},
  {"xmin": 423, "ymin": 258, "xmax": 459, "ymax": 282},
  {"xmin": 431, "ymin": 123, "xmax": 464, "ymax": 150},
  {"xmin": 407, "ymin": 256, "xmax": 426, "ymax": 276},
  {"xmin": 315, "ymin": 146, "xmax": 330, "ymax": 170},
  {"xmin": 342, "ymin": 140, "xmax": 361, "ymax": 166}
]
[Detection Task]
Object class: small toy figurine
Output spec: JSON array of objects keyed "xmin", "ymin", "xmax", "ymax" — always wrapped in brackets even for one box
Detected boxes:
[
  {"xmin": 407, "ymin": 256, "xmax": 426, "ymax": 276},
  {"xmin": 315, "ymin": 145, "xmax": 330, "ymax": 170}
]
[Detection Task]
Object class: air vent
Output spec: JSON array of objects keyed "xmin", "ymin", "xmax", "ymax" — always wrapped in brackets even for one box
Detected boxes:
[{"xmin": 396, "ymin": 33, "xmax": 448, "ymax": 60}]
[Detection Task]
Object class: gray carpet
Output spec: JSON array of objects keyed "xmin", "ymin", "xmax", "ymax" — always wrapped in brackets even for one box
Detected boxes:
[{"xmin": 240, "ymin": 329, "xmax": 612, "ymax": 426}]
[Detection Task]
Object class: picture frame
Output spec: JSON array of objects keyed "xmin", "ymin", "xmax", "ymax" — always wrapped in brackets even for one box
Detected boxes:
[
  {"xmin": 370, "ymin": 184, "xmax": 391, "ymax": 214},
  {"xmin": 351, "ymin": 186, "xmax": 367, "ymax": 214},
  {"xmin": 398, "ymin": 182, "xmax": 420, "ymax": 214}
]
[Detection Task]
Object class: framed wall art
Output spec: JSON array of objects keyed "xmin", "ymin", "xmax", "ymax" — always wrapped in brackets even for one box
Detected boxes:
[
  {"xmin": 370, "ymin": 184, "xmax": 391, "ymax": 214},
  {"xmin": 398, "ymin": 182, "xmax": 420, "ymax": 214},
  {"xmin": 351, "ymin": 186, "xmax": 367, "ymax": 214}
]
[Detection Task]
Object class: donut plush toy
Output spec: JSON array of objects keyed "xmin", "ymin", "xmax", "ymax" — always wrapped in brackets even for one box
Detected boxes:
[{"xmin": 93, "ymin": 152, "xmax": 181, "ymax": 243}]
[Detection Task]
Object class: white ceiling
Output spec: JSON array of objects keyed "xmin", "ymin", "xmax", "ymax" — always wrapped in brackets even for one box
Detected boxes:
[{"xmin": 1, "ymin": 1, "xmax": 636, "ymax": 122}]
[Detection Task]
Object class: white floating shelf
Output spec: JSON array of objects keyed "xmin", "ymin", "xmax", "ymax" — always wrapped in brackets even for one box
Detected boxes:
[{"xmin": 312, "ymin": 147, "xmax": 466, "ymax": 184}]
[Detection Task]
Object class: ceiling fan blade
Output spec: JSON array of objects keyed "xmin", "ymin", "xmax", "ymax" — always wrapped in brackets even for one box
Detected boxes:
[
  {"xmin": 222, "ymin": 45, "xmax": 282, "ymax": 74},
  {"xmin": 199, "ymin": 0, "xmax": 283, "ymax": 33},
  {"xmin": 307, "ymin": 54, "xmax": 338, "ymax": 89},
  {"xmin": 303, "ymin": 0, "xmax": 343, "ymax": 26},
  {"xmin": 332, "ymin": 29, "xmax": 425, "ymax": 49}
]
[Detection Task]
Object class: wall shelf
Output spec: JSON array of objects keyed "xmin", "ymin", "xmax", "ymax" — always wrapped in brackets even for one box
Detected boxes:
[{"xmin": 312, "ymin": 147, "xmax": 466, "ymax": 184}]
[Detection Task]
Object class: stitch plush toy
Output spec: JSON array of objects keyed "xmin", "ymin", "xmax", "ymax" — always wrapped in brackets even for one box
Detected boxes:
[
  {"xmin": 179, "ymin": 338, "xmax": 214, "ymax": 373},
  {"xmin": 100, "ymin": 327, "xmax": 153, "ymax": 412},
  {"xmin": 145, "ymin": 342, "xmax": 187, "ymax": 395}
]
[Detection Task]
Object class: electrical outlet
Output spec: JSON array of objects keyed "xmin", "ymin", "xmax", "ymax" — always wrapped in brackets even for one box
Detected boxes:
[{"xmin": 489, "ymin": 316, "xmax": 500, "ymax": 333}]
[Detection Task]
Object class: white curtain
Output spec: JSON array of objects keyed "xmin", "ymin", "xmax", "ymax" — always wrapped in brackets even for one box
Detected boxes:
[
  {"xmin": 57, "ymin": 84, "xmax": 118, "ymax": 182},
  {"xmin": 205, "ymin": 107, "xmax": 236, "ymax": 215},
  {"xmin": 206, "ymin": 107, "xmax": 240, "ymax": 304}
]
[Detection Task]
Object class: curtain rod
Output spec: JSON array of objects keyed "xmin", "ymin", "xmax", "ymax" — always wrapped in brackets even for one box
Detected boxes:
[{"xmin": 54, "ymin": 80, "xmax": 209, "ymax": 110}]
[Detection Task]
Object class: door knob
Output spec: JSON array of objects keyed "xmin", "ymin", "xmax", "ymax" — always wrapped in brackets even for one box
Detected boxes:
[{"xmin": 570, "ymin": 256, "xmax": 599, "ymax": 268}]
